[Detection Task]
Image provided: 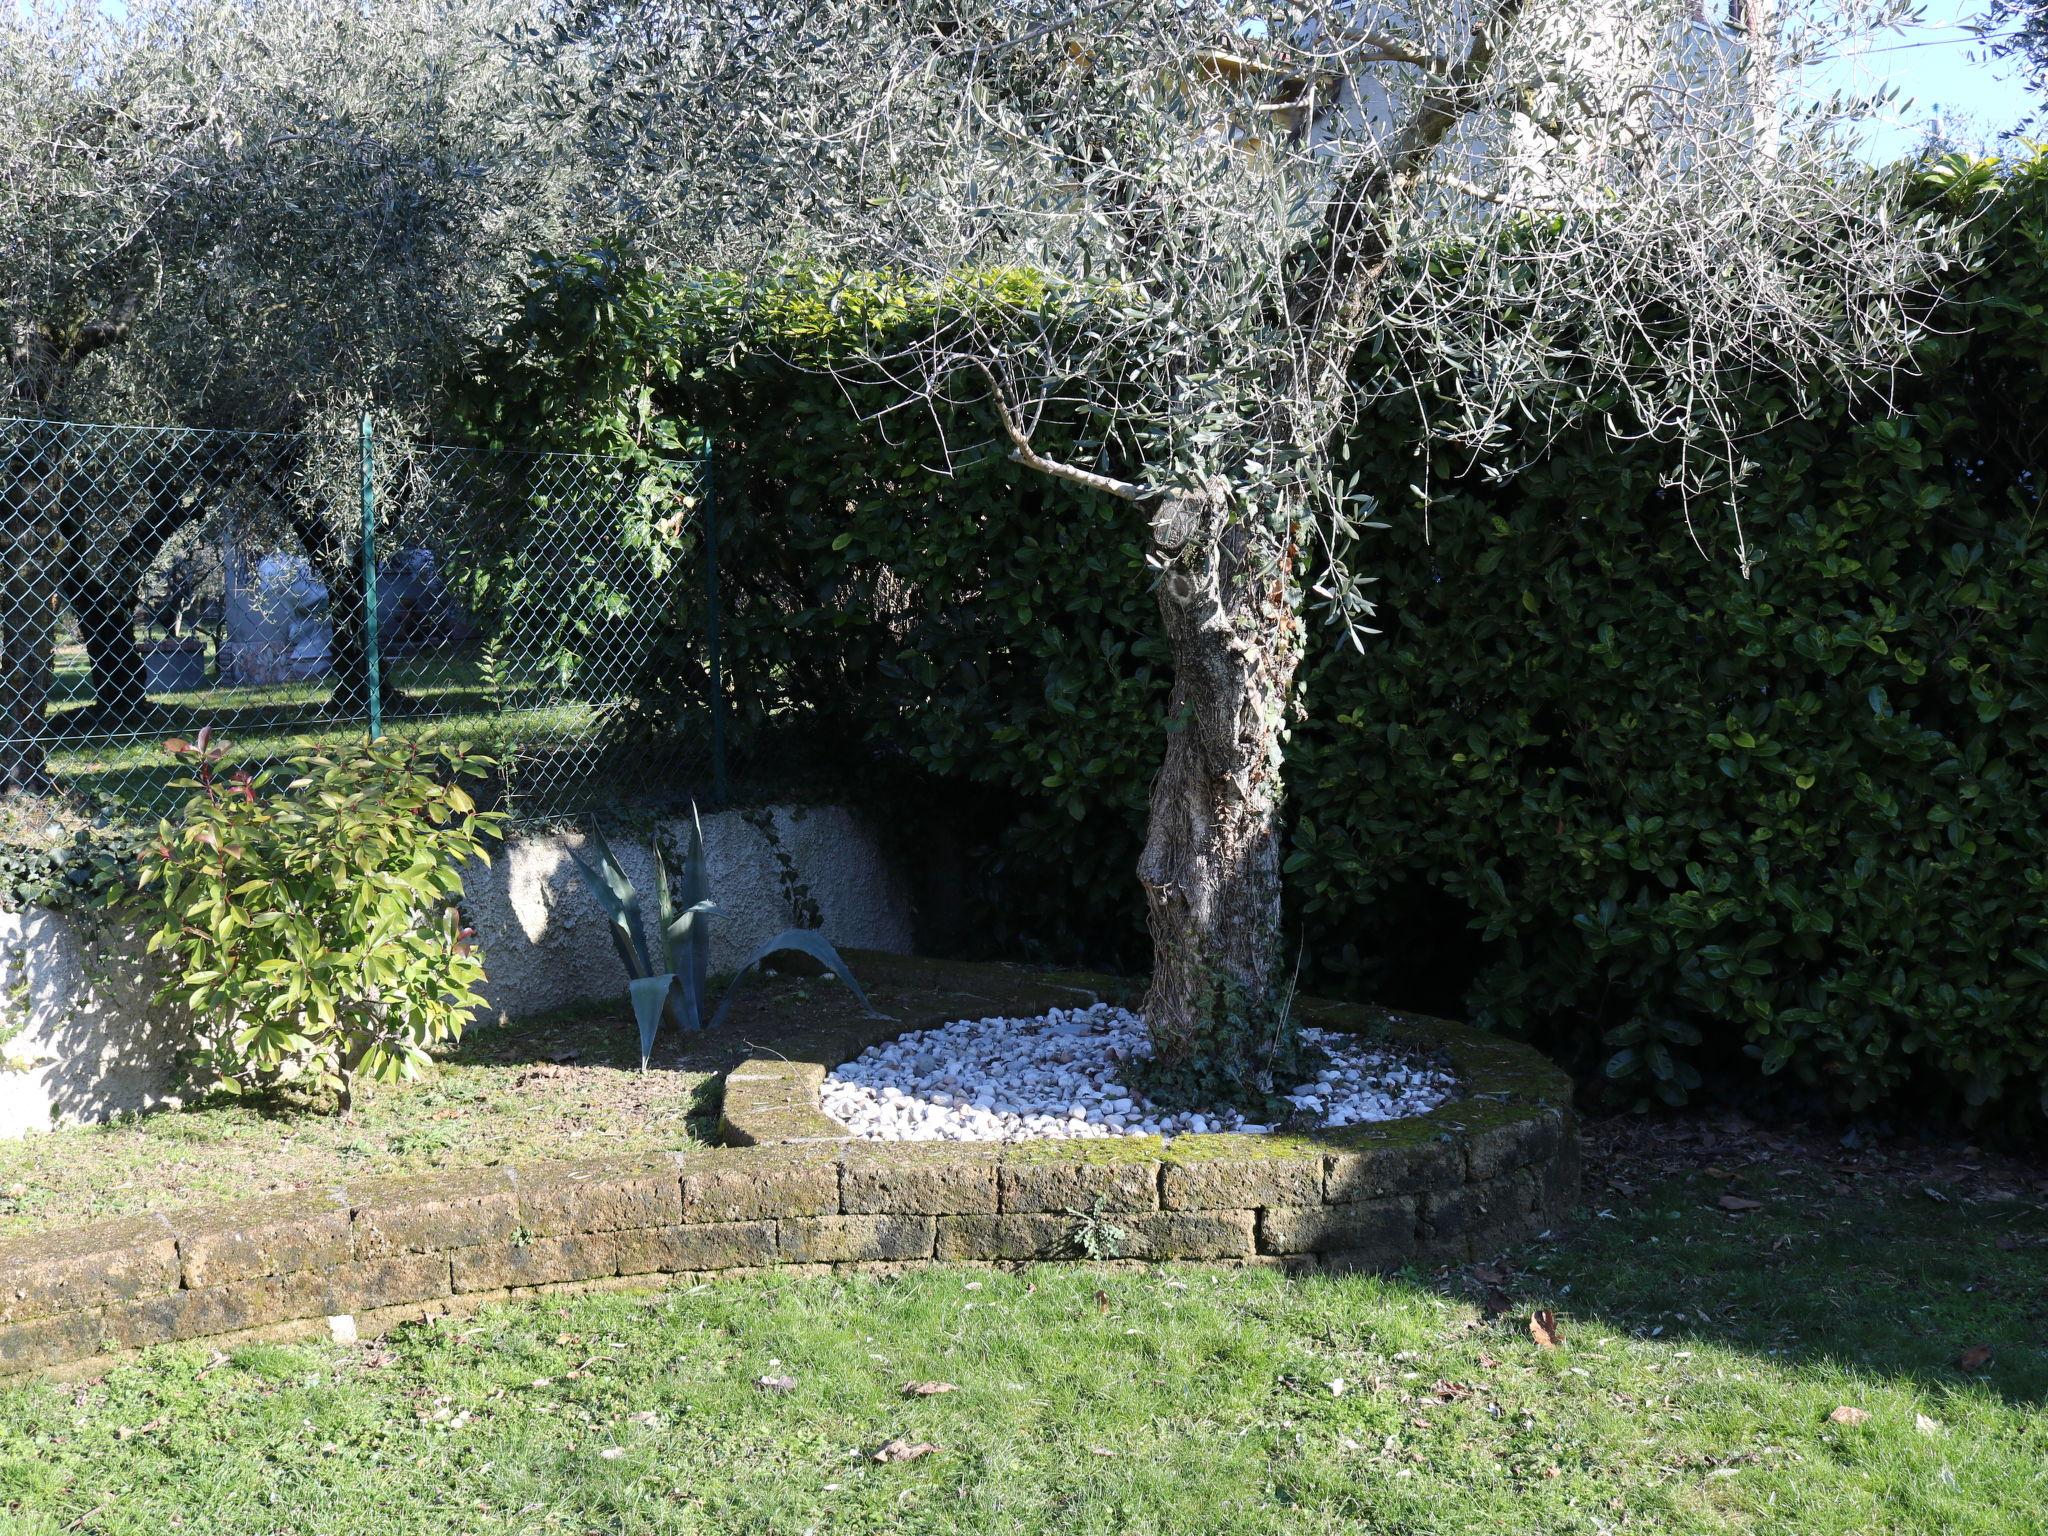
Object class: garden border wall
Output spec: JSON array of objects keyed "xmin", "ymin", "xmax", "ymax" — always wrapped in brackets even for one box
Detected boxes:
[{"xmin": 0, "ymin": 985, "xmax": 1574, "ymax": 1379}]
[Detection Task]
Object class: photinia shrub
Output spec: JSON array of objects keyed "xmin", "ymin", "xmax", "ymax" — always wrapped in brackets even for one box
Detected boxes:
[{"xmin": 130, "ymin": 730, "xmax": 504, "ymax": 1110}]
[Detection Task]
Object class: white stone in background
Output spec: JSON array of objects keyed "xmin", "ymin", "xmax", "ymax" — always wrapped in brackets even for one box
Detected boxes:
[{"xmin": 820, "ymin": 1002, "xmax": 1456, "ymax": 1142}]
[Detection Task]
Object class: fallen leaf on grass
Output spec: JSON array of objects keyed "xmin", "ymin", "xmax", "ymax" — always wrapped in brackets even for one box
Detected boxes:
[
  {"xmin": 1530, "ymin": 1311, "xmax": 1563, "ymax": 1350},
  {"xmin": 755, "ymin": 1375, "xmax": 798, "ymax": 1393},
  {"xmin": 1916, "ymin": 1414, "xmax": 1942, "ymax": 1436},
  {"xmin": 1827, "ymin": 1406, "xmax": 1870, "ymax": 1426},
  {"xmin": 1716, "ymin": 1195, "xmax": 1765, "ymax": 1213},
  {"xmin": 1327, "ymin": 1379, "xmax": 1347, "ymax": 1397},
  {"xmin": 1432, "ymin": 1380, "xmax": 1475, "ymax": 1401},
  {"xmin": 1472, "ymin": 1264, "xmax": 1508, "ymax": 1286},
  {"xmin": 1478, "ymin": 1354, "xmax": 1500, "ymax": 1371},
  {"xmin": 1482, "ymin": 1286, "xmax": 1513, "ymax": 1318},
  {"xmin": 901, "ymin": 1381, "xmax": 958, "ymax": 1397},
  {"xmin": 873, "ymin": 1438, "xmax": 939, "ymax": 1463},
  {"xmin": 1087, "ymin": 1447, "xmax": 1117, "ymax": 1458},
  {"xmin": 1957, "ymin": 1345, "xmax": 1993, "ymax": 1373},
  {"xmin": 1095, "ymin": 1289, "xmax": 1110, "ymax": 1316},
  {"xmin": 1994, "ymin": 1234, "xmax": 2019, "ymax": 1252}
]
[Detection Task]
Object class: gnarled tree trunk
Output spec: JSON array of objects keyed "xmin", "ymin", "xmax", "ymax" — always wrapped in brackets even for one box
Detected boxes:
[{"xmin": 1136, "ymin": 480, "xmax": 1305, "ymax": 1086}]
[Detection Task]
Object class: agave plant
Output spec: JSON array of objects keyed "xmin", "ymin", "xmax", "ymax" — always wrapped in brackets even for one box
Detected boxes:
[{"xmin": 566, "ymin": 806, "xmax": 878, "ymax": 1069}]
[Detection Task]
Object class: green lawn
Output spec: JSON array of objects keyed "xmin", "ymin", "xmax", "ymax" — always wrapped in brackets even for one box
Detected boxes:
[
  {"xmin": 0, "ymin": 1123, "xmax": 2040, "ymax": 1534},
  {"xmin": 39, "ymin": 643, "xmax": 626, "ymax": 820}
]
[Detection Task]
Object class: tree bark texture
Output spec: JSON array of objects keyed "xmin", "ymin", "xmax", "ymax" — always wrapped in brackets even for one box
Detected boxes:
[{"xmin": 1136, "ymin": 482, "xmax": 1305, "ymax": 1075}]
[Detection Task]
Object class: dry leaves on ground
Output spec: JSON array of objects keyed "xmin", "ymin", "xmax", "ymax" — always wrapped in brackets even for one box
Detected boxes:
[
  {"xmin": 1530, "ymin": 1311, "xmax": 1563, "ymax": 1350},
  {"xmin": 1957, "ymin": 1344, "xmax": 1994, "ymax": 1373},
  {"xmin": 901, "ymin": 1381, "xmax": 958, "ymax": 1397},
  {"xmin": 1717, "ymin": 1195, "xmax": 1765, "ymax": 1213},
  {"xmin": 873, "ymin": 1438, "xmax": 940, "ymax": 1463},
  {"xmin": 1827, "ymin": 1406, "xmax": 1870, "ymax": 1425},
  {"xmin": 755, "ymin": 1375, "xmax": 797, "ymax": 1393}
]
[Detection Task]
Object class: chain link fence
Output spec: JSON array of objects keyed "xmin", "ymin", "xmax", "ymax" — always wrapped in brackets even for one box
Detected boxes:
[{"xmin": 0, "ymin": 414, "xmax": 720, "ymax": 825}]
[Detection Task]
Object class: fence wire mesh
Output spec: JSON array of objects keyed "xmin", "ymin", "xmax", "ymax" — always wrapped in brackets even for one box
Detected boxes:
[{"xmin": 0, "ymin": 414, "xmax": 713, "ymax": 824}]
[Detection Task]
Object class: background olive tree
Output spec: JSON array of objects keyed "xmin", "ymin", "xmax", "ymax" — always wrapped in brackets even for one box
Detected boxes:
[
  {"xmin": 543, "ymin": 0, "xmax": 1945, "ymax": 1102},
  {"xmin": 0, "ymin": 0, "xmax": 587, "ymax": 782}
]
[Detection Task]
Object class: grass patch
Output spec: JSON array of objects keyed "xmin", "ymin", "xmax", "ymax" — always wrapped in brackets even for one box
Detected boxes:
[{"xmin": 0, "ymin": 1122, "xmax": 2041, "ymax": 1534}]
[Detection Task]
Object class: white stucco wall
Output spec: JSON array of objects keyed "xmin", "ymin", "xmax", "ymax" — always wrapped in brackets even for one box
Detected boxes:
[
  {"xmin": 465, "ymin": 804, "xmax": 915, "ymax": 1020},
  {"xmin": 0, "ymin": 803, "xmax": 913, "ymax": 1138}
]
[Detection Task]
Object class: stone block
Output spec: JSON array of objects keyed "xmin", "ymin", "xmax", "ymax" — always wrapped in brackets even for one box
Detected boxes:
[
  {"xmin": 1465, "ymin": 1108, "xmax": 1566, "ymax": 1183},
  {"xmin": 682, "ymin": 1151, "xmax": 838, "ymax": 1223},
  {"xmin": 350, "ymin": 1168, "xmax": 517, "ymax": 1260},
  {"xmin": 776, "ymin": 1214, "xmax": 935, "ymax": 1265},
  {"xmin": 1128, "ymin": 1210, "xmax": 1256, "ymax": 1260},
  {"xmin": 174, "ymin": 1190, "xmax": 351, "ymax": 1289},
  {"xmin": 1257, "ymin": 1196, "xmax": 1418, "ymax": 1257},
  {"xmin": 0, "ymin": 1215, "xmax": 180, "ymax": 1325},
  {"xmin": 615, "ymin": 1221, "xmax": 777, "ymax": 1274},
  {"xmin": 998, "ymin": 1145, "xmax": 1161, "ymax": 1215},
  {"xmin": 517, "ymin": 1155, "xmax": 683, "ymax": 1238},
  {"xmin": 451, "ymin": 1233, "xmax": 620, "ymax": 1294},
  {"xmin": 312, "ymin": 1254, "xmax": 454, "ymax": 1316},
  {"xmin": 934, "ymin": 1214, "xmax": 1072, "ymax": 1261},
  {"xmin": 1159, "ymin": 1139, "xmax": 1321, "ymax": 1211},
  {"xmin": 1324, "ymin": 1136, "xmax": 1463, "ymax": 1203},
  {"xmin": 840, "ymin": 1145, "xmax": 999, "ymax": 1215},
  {"xmin": 0, "ymin": 1310, "xmax": 103, "ymax": 1375},
  {"xmin": 103, "ymin": 1274, "xmax": 300, "ymax": 1351}
]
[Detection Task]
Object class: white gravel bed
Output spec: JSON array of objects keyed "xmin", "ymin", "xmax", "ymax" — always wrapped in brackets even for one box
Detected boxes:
[{"xmin": 820, "ymin": 1002, "xmax": 1456, "ymax": 1142}]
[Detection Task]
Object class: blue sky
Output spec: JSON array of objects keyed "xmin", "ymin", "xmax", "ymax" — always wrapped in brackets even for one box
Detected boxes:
[{"xmin": 1809, "ymin": 2, "xmax": 2036, "ymax": 158}]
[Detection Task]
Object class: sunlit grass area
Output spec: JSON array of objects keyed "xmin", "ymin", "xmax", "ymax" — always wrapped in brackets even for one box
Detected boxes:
[
  {"xmin": 36, "ymin": 643, "xmax": 624, "ymax": 818},
  {"xmin": 0, "ymin": 1124, "xmax": 2041, "ymax": 1534}
]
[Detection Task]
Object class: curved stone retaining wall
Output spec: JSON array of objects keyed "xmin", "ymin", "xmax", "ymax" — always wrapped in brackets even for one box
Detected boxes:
[{"xmin": 0, "ymin": 997, "xmax": 1574, "ymax": 1379}]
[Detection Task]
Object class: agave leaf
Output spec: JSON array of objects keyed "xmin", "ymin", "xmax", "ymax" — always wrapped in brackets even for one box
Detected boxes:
[
  {"xmin": 680, "ymin": 802, "xmax": 712, "ymax": 1024},
  {"xmin": 566, "ymin": 842, "xmax": 652, "ymax": 979},
  {"xmin": 709, "ymin": 929, "xmax": 882, "ymax": 1031},
  {"xmin": 662, "ymin": 899, "xmax": 717, "ymax": 1031},
  {"xmin": 651, "ymin": 837, "xmax": 696, "ymax": 1031},
  {"xmin": 627, "ymin": 973, "xmax": 676, "ymax": 1071}
]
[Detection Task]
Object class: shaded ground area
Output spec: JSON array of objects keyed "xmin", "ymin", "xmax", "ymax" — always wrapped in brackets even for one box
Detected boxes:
[{"xmin": 0, "ymin": 955, "xmax": 1110, "ymax": 1238}]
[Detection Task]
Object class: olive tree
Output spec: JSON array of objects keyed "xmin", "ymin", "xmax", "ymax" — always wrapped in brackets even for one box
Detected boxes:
[
  {"xmin": 0, "ymin": 0, "xmax": 585, "ymax": 778},
  {"xmin": 549, "ymin": 0, "xmax": 1941, "ymax": 1097}
]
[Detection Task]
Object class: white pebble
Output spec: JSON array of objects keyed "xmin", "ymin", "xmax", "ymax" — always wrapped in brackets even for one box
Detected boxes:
[{"xmin": 819, "ymin": 1004, "xmax": 1455, "ymax": 1144}]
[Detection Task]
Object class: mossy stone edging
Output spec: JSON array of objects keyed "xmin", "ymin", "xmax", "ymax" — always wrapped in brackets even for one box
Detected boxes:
[
  {"xmin": 720, "ymin": 984, "xmax": 1578, "ymax": 1271},
  {"xmin": 0, "ymin": 974, "xmax": 1574, "ymax": 1379}
]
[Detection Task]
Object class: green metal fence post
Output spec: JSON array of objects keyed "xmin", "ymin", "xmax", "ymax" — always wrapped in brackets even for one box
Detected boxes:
[
  {"xmin": 359, "ymin": 411, "xmax": 382, "ymax": 741},
  {"xmin": 702, "ymin": 449, "xmax": 728, "ymax": 805}
]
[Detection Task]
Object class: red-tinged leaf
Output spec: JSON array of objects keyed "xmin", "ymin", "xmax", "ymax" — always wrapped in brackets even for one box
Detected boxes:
[
  {"xmin": 1717, "ymin": 1195, "xmax": 1765, "ymax": 1212},
  {"xmin": 872, "ymin": 1438, "xmax": 939, "ymax": 1463},
  {"xmin": 1957, "ymin": 1345, "xmax": 1993, "ymax": 1373},
  {"xmin": 1530, "ymin": 1310, "xmax": 1562, "ymax": 1350}
]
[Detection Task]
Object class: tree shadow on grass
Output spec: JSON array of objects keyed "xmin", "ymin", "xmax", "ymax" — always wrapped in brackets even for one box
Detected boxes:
[{"xmin": 1466, "ymin": 1115, "xmax": 2048, "ymax": 1409}]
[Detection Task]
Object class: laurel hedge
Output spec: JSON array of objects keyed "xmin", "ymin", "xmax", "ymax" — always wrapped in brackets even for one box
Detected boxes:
[{"xmin": 465, "ymin": 155, "xmax": 2048, "ymax": 1125}]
